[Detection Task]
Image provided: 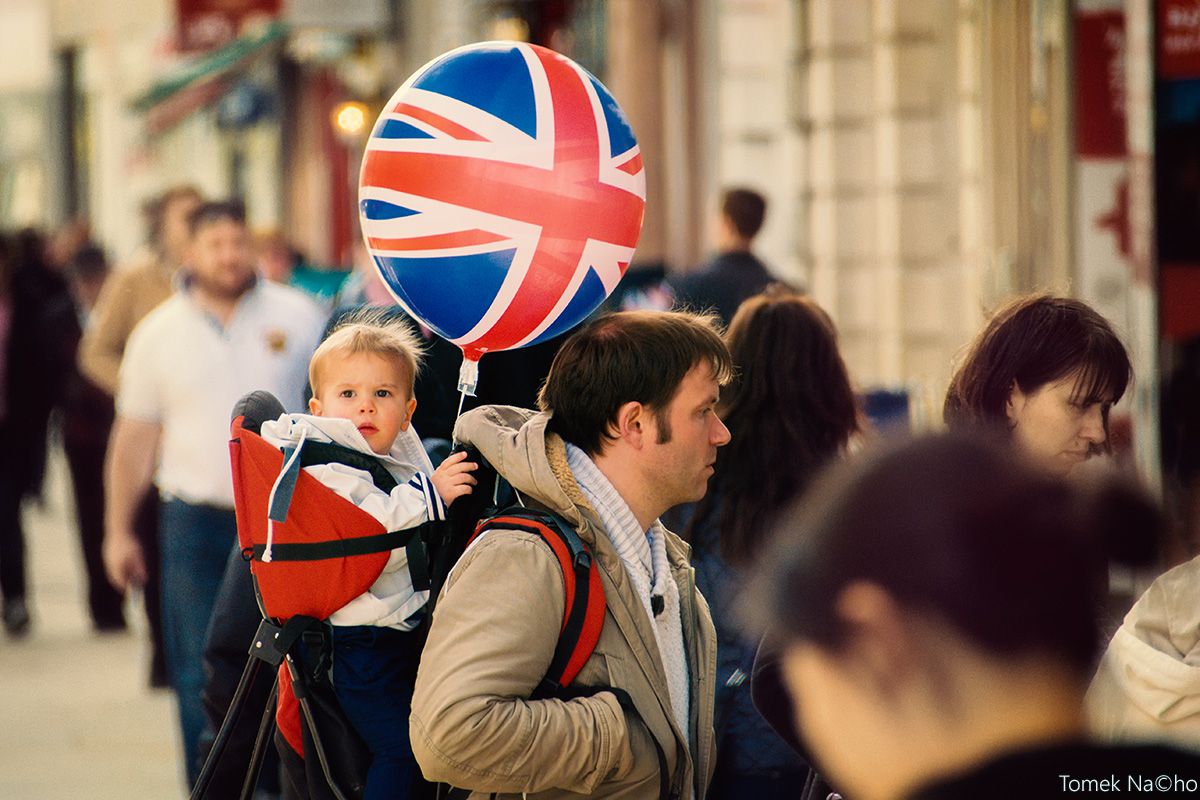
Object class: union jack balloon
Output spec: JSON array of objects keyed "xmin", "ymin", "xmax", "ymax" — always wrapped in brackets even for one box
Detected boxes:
[{"xmin": 359, "ymin": 41, "xmax": 646, "ymax": 395}]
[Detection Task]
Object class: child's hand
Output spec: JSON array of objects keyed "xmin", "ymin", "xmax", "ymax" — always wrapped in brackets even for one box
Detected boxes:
[{"xmin": 431, "ymin": 450, "xmax": 478, "ymax": 506}]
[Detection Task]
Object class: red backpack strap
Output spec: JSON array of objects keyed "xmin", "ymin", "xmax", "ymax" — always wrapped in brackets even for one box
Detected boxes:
[{"xmin": 473, "ymin": 510, "xmax": 606, "ymax": 696}]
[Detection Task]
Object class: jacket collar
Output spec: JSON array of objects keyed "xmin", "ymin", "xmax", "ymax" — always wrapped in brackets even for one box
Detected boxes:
[
  {"xmin": 454, "ymin": 405, "xmax": 586, "ymax": 527},
  {"xmin": 454, "ymin": 404, "xmax": 695, "ymax": 567}
]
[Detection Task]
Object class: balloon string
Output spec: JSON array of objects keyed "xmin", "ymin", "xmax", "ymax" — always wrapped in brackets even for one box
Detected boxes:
[{"xmin": 452, "ymin": 389, "xmax": 467, "ymax": 447}]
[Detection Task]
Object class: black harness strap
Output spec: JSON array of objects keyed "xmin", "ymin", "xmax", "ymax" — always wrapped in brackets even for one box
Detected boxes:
[
  {"xmin": 406, "ymin": 538, "xmax": 432, "ymax": 591},
  {"xmin": 295, "ymin": 440, "xmax": 399, "ymax": 493},
  {"xmin": 243, "ymin": 524, "xmax": 434, "ymax": 562}
]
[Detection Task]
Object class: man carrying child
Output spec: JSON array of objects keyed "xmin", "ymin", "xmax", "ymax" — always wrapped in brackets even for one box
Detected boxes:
[{"xmin": 411, "ymin": 310, "xmax": 730, "ymax": 799}]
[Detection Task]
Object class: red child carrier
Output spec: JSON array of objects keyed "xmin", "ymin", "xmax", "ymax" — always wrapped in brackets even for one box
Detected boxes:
[{"xmin": 193, "ymin": 391, "xmax": 609, "ymax": 800}]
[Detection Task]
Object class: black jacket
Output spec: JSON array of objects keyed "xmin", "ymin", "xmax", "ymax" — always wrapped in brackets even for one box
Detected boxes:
[{"xmin": 668, "ymin": 250, "xmax": 777, "ymax": 326}]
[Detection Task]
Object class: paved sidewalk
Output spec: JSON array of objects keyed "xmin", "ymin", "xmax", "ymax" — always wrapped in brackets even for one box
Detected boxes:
[{"xmin": 0, "ymin": 447, "xmax": 181, "ymax": 799}]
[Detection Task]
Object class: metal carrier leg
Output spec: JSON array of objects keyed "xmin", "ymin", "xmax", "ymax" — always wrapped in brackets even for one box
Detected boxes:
[
  {"xmin": 290, "ymin": 651, "xmax": 353, "ymax": 800},
  {"xmin": 239, "ymin": 681, "xmax": 279, "ymax": 800},
  {"xmin": 190, "ymin": 652, "xmax": 272, "ymax": 800}
]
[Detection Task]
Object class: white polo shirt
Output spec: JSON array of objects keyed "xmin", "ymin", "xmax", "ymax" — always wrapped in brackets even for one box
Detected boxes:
[{"xmin": 117, "ymin": 280, "xmax": 326, "ymax": 508}]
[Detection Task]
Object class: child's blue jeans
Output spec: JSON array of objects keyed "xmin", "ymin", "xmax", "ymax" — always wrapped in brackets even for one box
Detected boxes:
[{"xmin": 330, "ymin": 624, "xmax": 422, "ymax": 800}]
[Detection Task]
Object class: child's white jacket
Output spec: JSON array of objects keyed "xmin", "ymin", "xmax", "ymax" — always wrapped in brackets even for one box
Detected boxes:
[{"xmin": 259, "ymin": 412, "xmax": 445, "ymax": 630}]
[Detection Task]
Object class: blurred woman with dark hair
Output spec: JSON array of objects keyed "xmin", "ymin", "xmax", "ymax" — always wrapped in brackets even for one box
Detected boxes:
[
  {"xmin": 943, "ymin": 294, "xmax": 1132, "ymax": 474},
  {"xmin": 672, "ymin": 285, "xmax": 860, "ymax": 799},
  {"xmin": 747, "ymin": 433, "xmax": 1197, "ymax": 800}
]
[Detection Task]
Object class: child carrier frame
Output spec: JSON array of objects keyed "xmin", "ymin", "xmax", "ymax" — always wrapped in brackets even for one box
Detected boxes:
[{"xmin": 193, "ymin": 391, "xmax": 610, "ymax": 800}]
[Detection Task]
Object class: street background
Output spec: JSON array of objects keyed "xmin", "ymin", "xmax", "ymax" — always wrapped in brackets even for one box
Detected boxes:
[
  {"xmin": 0, "ymin": 444, "xmax": 179, "ymax": 799},
  {"xmin": 3, "ymin": 0, "xmax": 1200, "ymax": 795}
]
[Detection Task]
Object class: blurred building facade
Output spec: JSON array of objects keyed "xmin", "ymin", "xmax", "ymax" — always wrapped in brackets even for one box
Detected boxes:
[{"xmin": 2, "ymin": 0, "xmax": 1192, "ymax": 488}]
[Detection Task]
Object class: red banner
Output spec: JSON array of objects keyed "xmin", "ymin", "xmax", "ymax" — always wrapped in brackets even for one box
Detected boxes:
[
  {"xmin": 1074, "ymin": 11, "xmax": 1127, "ymax": 158},
  {"xmin": 177, "ymin": 0, "xmax": 280, "ymax": 52},
  {"xmin": 1159, "ymin": 0, "xmax": 1200, "ymax": 78}
]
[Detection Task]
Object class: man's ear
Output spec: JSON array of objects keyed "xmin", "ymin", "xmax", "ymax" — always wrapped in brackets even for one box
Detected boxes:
[
  {"xmin": 611, "ymin": 400, "xmax": 647, "ymax": 448},
  {"xmin": 835, "ymin": 581, "xmax": 917, "ymax": 697}
]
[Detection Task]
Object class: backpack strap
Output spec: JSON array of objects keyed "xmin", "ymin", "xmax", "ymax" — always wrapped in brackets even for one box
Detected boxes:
[
  {"xmin": 446, "ymin": 510, "xmax": 670, "ymax": 800},
  {"xmin": 471, "ymin": 509, "xmax": 606, "ymax": 696}
]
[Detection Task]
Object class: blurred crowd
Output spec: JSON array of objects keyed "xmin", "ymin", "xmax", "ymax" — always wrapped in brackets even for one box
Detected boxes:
[{"xmin": 2, "ymin": 183, "xmax": 1200, "ymax": 800}]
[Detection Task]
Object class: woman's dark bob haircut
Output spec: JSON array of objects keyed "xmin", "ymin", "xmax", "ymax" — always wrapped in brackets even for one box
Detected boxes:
[
  {"xmin": 943, "ymin": 294, "xmax": 1132, "ymax": 440},
  {"xmin": 746, "ymin": 433, "xmax": 1159, "ymax": 675}
]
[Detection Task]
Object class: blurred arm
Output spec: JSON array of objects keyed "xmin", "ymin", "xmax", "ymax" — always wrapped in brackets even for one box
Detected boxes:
[
  {"xmin": 79, "ymin": 272, "xmax": 136, "ymax": 396},
  {"xmin": 103, "ymin": 416, "xmax": 161, "ymax": 591}
]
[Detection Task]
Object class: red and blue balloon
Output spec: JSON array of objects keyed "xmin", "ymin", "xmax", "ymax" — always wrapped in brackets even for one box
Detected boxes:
[{"xmin": 359, "ymin": 41, "xmax": 646, "ymax": 394}]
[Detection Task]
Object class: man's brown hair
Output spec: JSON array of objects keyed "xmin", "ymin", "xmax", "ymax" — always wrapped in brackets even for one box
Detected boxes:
[
  {"xmin": 188, "ymin": 199, "xmax": 246, "ymax": 235},
  {"xmin": 721, "ymin": 187, "xmax": 767, "ymax": 240},
  {"xmin": 143, "ymin": 184, "xmax": 202, "ymax": 248},
  {"xmin": 538, "ymin": 310, "xmax": 733, "ymax": 456}
]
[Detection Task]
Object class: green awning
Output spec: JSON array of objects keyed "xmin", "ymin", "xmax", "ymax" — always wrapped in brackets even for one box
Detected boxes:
[{"xmin": 130, "ymin": 21, "xmax": 286, "ymax": 131}]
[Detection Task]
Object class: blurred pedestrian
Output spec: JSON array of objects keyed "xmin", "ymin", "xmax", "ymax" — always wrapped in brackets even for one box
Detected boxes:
[
  {"xmin": 42, "ymin": 243, "xmax": 125, "ymax": 631},
  {"xmin": 943, "ymin": 294, "xmax": 1131, "ymax": 475},
  {"xmin": 668, "ymin": 286, "xmax": 859, "ymax": 799},
  {"xmin": 668, "ymin": 187, "xmax": 783, "ymax": 326},
  {"xmin": 80, "ymin": 184, "xmax": 202, "ymax": 684},
  {"xmin": 45, "ymin": 216, "xmax": 91, "ymax": 272},
  {"xmin": 1087, "ymin": 551, "xmax": 1200, "ymax": 751},
  {"xmin": 80, "ymin": 185, "xmax": 202, "ymax": 392},
  {"xmin": 0, "ymin": 232, "xmax": 29, "ymax": 636},
  {"xmin": 102, "ymin": 200, "xmax": 325, "ymax": 788},
  {"xmin": 0, "ymin": 229, "xmax": 71, "ymax": 637},
  {"xmin": 255, "ymin": 229, "xmax": 350, "ymax": 308},
  {"xmin": 746, "ymin": 433, "xmax": 1196, "ymax": 800}
]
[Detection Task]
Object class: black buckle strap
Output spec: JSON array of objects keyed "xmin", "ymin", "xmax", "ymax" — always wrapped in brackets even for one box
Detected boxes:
[
  {"xmin": 245, "ymin": 525, "xmax": 430, "ymax": 562},
  {"xmin": 407, "ymin": 537, "xmax": 431, "ymax": 591},
  {"xmin": 608, "ymin": 687, "xmax": 671, "ymax": 800},
  {"xmin": 294, "ymin": 440, "xmax": 399, "ymax": 493}
]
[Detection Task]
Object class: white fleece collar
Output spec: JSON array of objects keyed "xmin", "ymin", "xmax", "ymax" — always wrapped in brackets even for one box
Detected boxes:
[{"xmin": 259, "ymin": 412, "xmax": 435, "ymax": 480}]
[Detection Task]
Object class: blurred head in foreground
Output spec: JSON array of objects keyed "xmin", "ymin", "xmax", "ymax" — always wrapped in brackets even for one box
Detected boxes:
[
  {"xmin": 747, "ymin": 432, "xmax": 1157, "ymax": 800},
  {"xmin": 943, "ymin": 295, "xmax": 1131, "ymax": 475}
]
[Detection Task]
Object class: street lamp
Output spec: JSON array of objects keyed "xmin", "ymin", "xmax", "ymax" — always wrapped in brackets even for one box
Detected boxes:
[{"xmin": 331, "ymin": 100, "xmax": 369, "ymax": 142}]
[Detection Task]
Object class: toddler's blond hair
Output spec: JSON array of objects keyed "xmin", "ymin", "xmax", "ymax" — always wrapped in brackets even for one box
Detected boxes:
[{"xmin": 309, "ymin": 310, "xmax": 426, "ymax": 398}]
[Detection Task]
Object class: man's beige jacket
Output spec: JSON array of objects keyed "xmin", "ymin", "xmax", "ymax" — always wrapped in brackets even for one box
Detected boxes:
[{"xmin": 410, "ymin": 406, "xmax": 717, "ymax": 799}]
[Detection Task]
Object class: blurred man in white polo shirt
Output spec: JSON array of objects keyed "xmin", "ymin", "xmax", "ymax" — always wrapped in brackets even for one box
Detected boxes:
[{"xmin": 101, "ymin": 200, "xmax": 326, "ymax": 788}]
